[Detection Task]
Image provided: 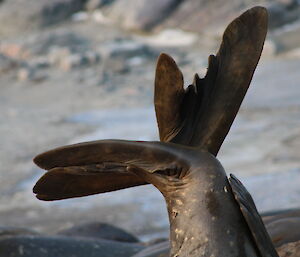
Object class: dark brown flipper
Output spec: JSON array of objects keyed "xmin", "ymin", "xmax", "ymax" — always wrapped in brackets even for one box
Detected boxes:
[
  {"xmin": 229, "ymin": 174, "xmax": 279, "ymax": 257},
  {"xmin": 154, "ymin": 53, "xmax": 185, "ymax": 142},
  {"xmin": 33, "ymin": 140, "xmax": 189, "ymax": 200},
  {"xmin": 33, "ymin": 7, "xmax": 268, "ymax": 200},
  {"xmin": 154, "ymin": 6, "xmax": 268, "ymax": 155},
  {"xmin": 33, "ymin": 166, "xmax": 147, "ymax": 201}
]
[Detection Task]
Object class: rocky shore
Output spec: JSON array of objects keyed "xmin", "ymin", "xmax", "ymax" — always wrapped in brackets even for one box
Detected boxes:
[{"xmin": 1, "ymin": 0, "xmax": 300, "ymax": 243}]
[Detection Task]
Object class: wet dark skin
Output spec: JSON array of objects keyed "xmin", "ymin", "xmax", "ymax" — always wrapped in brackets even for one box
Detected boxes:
[
  {"xmin": 34, "ymin": 140, "xmax": 261, "ymax": 257},
  {"xmin": 33, "ymin": 6, "xmax": 296, "ymax": 257}
]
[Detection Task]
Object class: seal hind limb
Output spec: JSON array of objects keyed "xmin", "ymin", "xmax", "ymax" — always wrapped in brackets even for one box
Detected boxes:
[
  {"xmin": 229, "ymin": 174, "xmax": 279, "ymax": 257},
  {"xmin": 154, "ymin": 6, "xmax": 268, "ymax": 155}
]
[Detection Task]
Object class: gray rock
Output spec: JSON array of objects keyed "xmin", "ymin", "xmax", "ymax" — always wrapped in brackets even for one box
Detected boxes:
[
  {"xmin": 30, "ymin": 32, "xmax": 89, "ymax": 56},
  {"xmin": 0, "ymin": 235, "xmax": 144, "ymax": 257},
  {"xmin": 17, "ymin": 67, "xmax": 47, "ymax": 82},
  {"xmin": 0, "ymin": 54, "xmax": 17, "ymax": 73},
  {"xmin": 57, "ymin": 222, "xmax": 139, "ymax": 243},
  {"xmin": 99, "ymin": 39, "xmax": 156, "ymax": 76},
  {"xmin": 0, "ymin": 227, "xmax": 39, "ymax": 237},
  {"xmin": 102, "ymin": 58, "xmax": 130, "ymax": 74},
  {"xmin": 267, "ymin": 2, "xmax": 300, "ymax": 29},
  {"xmin": 51, "ymin": 50, "xmax": 100, "ymax": 71},
  {"xmin": 0, "ymin": 0, "xmax": 86, "ymax": 35},
  {"xmin": 271, "ymin": 22, "xmax": 300, "ymax": 53},
  {"xmin": 158, "ymin": 0, "xmax": 246, "ymax": 34},
  {"xmin": 59, "ymin": 54, "xmax": 88, "ymax": 71},
  {"xmin": 85, "ymin": 0, "xmax": 115, "ymax": 11},
  {"xmin": 31, "ymin": 57, "xmax": 51, "ymax": 69},
  {"xmin": 108, "ymin": 0, "xmax": 183, "ymax": 30},
  {"xmin": 99, "ymin": 39, "xmax": 156, "ymax": 59},
  {"xmin": 119, "ymin": 0, "xmax": 299, "ymax": 34}
]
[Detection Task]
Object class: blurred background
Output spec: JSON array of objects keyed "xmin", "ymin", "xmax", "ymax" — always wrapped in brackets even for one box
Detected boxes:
[{"xmin": 1, "ymin": 0, "xmax": 300, "ymax": 241}]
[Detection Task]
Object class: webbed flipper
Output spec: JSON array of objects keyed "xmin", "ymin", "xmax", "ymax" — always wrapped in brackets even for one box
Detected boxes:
[
  {"xmin": 229, "ymin": 174, "xmax": 279, "ymax": 257},
  {"xmin": 33, "ymin": 140, "xmax": 189, "ymax": 201}
]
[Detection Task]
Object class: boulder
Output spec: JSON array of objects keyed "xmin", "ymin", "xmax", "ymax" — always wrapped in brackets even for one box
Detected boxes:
[
  {"xmin": 57, "ymin": 222, "xmax": 139, "ymax": 243},
  {"xmin": 106, "ymin": 0, "xmax": 300, "ymax": 35},
  {"xmin": 267, "ymin": 1, "xmax": 300, "ymax": 29},
  {"xmin": 0, "ymin": 0, "xmax": 86, "ymax": 36},
  {"xmin": 0, "ymin": 235, "xmax": 144, "ymax": 257},
  {"xmin": 0, "ymin": 227, "xmax": 39, "ymax": 237}
]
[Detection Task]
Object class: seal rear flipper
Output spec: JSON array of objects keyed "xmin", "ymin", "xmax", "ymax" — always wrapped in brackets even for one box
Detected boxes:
[
  {"xmin": 190, "ymin": 7, "xmax": 268, "ymax": 154},
  {"xmin": 229, "ymin": 174, "xmax": 279, "ymax": 257},
  {"xmin": 33, "ymin": 140, "xmax": 190, "ymax": 200},
  {"xmin": 154, "ymin": 7, "xmax": 268, "ymax": 156},
  {"xmin": 33, "ymin": 166, "xmax": 147, "ymax": 201},
  {"xmin": 154, "ymin": 53, "xmax": 185, "ymax": 143}
]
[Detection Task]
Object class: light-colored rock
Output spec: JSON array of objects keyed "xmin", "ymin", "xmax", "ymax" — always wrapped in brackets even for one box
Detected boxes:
[
  {"xmin": 71, "ymin": 11, "xmax": 89, "ymax": 22},
  {"xmin": 48, "ymin": 47, "xmax": 72, "ymax": 66},
  {"xmin": 0, "ymin": 43, "xmax": 30, "ymax": 60},
  {"xmin": 277, "ymin": 241, "xmax": 300, "ymax": 257},
  {"xmin": 261, "ymin": 39, "xmax": 278, "ymax": 58},
  {"xmin": 136, "ymin": 29, "xmax": 198, "ymax": 47}
]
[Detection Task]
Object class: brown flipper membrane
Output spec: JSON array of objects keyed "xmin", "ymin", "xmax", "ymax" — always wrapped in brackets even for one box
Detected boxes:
[
  {"xmin": 154, "ymin": 7, "xmax": 268, "ymax": 155},
  {"xmin": 33, "ymin": 166, "xmax": 146, "ymax": 201},
  {"xmin": 33, "ymin": 140, "xmax": 189, "ymax": 200},
  {"xmin": 154, "ymin": 53, "xmax": 185, "ymax": 142}
]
